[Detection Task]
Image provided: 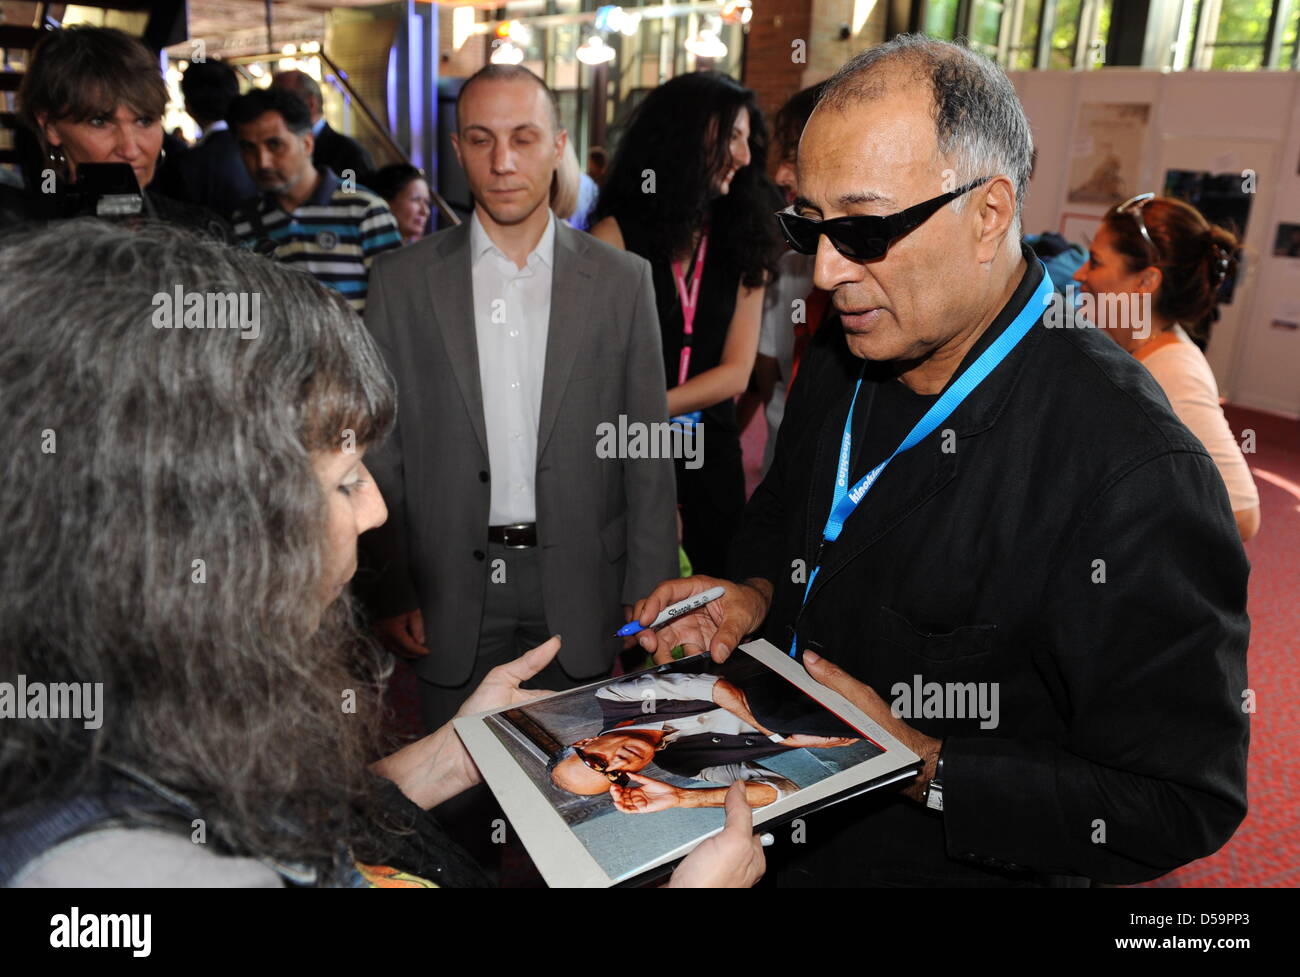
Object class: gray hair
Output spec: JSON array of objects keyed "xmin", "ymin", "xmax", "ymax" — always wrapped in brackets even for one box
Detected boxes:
[
  {"xmin": 818, "ymin": 34, "xmax": 1033, "ymax": 250},
  {"xmin": 0, "ymin": 219, "xmax": 400, "ymax": 877}
]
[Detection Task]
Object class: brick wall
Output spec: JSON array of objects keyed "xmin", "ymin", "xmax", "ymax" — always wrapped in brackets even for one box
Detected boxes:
[
  {"xmin": 743, "ymin": 0, "xmax": 887, "ymax": 138},
  {"xmin": 742, "ymin": 0, "xmax": 816, "ymax": 127},
  {"xmin": 439, "ymin": 7, "xmax": 487, "ymax": 80}
]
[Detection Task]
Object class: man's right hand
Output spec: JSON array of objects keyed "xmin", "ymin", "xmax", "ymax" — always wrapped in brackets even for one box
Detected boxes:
[
  {"xmin": 374, "ymin": 609, "xmax": 429, "ymax": 659},
  {"xmin": 632, "ymin": 575, "xmax": 772, "ymax": 665}
]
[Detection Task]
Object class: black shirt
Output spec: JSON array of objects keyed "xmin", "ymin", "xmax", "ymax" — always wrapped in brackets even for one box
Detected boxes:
[{"xmin": 847, "ymin": 373, "xmax": 941, "ymax": 485}]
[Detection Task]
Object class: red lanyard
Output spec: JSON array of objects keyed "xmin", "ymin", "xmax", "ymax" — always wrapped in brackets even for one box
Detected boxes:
[{"xmin": 671, "ymin": 232, "xmax": 709, "ymax": 386}]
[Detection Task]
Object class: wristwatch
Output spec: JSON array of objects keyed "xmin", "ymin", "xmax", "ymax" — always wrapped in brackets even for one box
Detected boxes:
[{"xmin": 923, "ymin": 745, "xmax": 946, "ymax": 813}]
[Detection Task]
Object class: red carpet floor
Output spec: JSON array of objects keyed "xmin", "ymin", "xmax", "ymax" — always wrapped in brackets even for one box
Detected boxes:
[{"xmin": 1133, "ymin": 406, "xmax": 1300, "ymax": 887}]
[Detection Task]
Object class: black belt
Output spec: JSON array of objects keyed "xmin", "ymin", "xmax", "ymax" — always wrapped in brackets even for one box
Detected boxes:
[{"xmin": 487, "ymin": 523, "xmax": 537, "ymax": 548}]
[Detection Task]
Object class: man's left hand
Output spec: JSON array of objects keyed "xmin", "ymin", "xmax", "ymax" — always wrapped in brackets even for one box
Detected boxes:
[{"xmin": 803, "ymin": 650, "xmax": 942, "ymax": 803}]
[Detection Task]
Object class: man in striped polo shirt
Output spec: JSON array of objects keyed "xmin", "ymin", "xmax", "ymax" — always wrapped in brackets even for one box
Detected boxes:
[{"xmin": 229, "ymin": 87, "xmax": 401, "ymax": 313}]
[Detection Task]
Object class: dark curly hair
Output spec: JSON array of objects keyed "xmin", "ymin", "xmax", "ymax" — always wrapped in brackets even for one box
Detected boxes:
[{"xmin": 592, "ymin": 71, "xmax": 780, "ymax": 289}]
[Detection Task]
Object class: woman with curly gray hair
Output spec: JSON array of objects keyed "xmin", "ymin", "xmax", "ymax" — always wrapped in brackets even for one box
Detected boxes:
[{"xmin": 0, "ymin": 220, "xmax": 762, "ymax": 887}]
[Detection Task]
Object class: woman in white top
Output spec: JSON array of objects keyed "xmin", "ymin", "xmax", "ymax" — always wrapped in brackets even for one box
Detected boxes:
[{"xmin": 1073, "ymin": 194, "xmax": 1260, "ymax": 542}]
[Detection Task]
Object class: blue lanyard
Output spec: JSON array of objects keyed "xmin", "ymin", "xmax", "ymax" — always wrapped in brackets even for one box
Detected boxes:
[{"xmin": 788, "ymin": 261, "xmax": 1052, "ymax": 656}]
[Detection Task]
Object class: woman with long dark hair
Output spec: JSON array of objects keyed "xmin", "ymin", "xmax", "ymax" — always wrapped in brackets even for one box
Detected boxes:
[
  {"xmin": 591, "ymin": 71, "xmax": 780, "ymax": 577},
  {"xmin": 1073, "ymin": 194, "xmax": 1260, "ymax": 541}
]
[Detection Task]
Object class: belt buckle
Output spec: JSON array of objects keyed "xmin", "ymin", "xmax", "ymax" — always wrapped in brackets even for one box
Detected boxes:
[{"xmin": 502, "ymin": 523, "xmax": 531, "ymax": 549}]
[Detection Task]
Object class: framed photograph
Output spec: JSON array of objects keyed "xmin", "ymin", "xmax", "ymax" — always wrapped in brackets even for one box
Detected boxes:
[
  {"xmin": 1066, "ymin": 102, "xmax": 1150, "ymax": 205},
  {"xmin": 1273, "ymin": 222, "xmax": 1300, "ymax": 258},
  {"xmin": 1058, "ymin": 211, "xmax": 1104, "ymax": 247},
  {"xmin": 1163, "ymin": 169, "xmax": 1254, "ymax": 303},
  {"xmin": 455, "ymin": 639, "xmax": 922, "ymax": 887}
]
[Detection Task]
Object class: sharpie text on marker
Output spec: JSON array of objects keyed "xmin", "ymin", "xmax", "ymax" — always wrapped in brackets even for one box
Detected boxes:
[{"xmin": 615, "ymin": 587, "xmax": 727, "ymax": 637}]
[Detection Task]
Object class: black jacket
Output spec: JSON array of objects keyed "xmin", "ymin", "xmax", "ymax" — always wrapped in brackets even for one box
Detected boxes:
[
  {"xmin": 730, "ymin": 249, "xmax": 1250, "ymax": 887},
  {"xmin": 313, "ymin": 123, "xmax": 375, "ymax": 188},
  {"xmin": 173, "ymin": 128, "xmax": 259, "ymax": 219}
]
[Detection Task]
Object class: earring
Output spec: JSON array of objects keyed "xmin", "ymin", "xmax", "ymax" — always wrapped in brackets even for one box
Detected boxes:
[{"xmin": 47, "ymin": 144, "xmax": 66, "ymax": 168}]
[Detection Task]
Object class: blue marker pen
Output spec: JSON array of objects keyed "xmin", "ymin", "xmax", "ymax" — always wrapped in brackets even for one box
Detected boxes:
[{"xmin": 615, "ymin": 586, "xmax": 726, "ymax": 638}]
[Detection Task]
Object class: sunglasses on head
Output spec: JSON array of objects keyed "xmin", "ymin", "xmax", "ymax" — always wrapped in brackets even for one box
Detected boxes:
[
  {"xmin": 1114, "ymin": 191, "xmax": 1162, "ymax": 265},
  {"xmin": 774, "ymin": 176, "xmax": 991, "ymax": 261}
]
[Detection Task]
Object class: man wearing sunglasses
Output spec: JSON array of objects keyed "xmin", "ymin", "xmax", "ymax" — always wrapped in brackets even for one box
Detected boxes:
[{"xmin": 630, "ymin": 35, "xmax": 1248, "ymax": 888}]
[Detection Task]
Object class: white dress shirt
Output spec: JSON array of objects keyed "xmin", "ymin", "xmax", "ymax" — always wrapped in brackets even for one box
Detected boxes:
[
  {"xmin": 470, "ymin": 209, "xmax": 556, "ymax": 525},
  {"xmin": 198, "ymin": 119, "xmax": 229, "ymax": 145}
]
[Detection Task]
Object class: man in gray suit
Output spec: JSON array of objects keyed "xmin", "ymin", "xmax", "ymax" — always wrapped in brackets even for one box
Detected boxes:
[{"xmin": 361, "ymin": 64, "xmax": 678, "ymax": 734}]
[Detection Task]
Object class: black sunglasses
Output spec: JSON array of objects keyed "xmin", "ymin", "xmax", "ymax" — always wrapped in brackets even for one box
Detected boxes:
[
  {"xmin": 574, "ymin": 745, "xmax": 631, "ymax": 787},
  {"xmin": 774, "ymin": 176, "xmax": 992, "ymax": 260}
]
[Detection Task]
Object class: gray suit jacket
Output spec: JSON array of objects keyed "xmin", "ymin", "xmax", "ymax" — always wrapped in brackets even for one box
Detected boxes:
[{"xmin": 360, "ymin": 218, "xmax": 679, "ymax": 685}]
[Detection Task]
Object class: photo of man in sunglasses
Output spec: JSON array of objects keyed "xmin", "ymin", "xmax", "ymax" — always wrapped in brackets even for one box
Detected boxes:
[{"xmin": 548, "ymin": 659, "xmax": 861, "ymax": 810}]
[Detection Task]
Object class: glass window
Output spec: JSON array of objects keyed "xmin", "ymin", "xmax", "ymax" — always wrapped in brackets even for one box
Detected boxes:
[
  {"xmin": 1206, "ymin": 0, "xmax": 1269, "ymax": 70},
  {"xmin": 924, "ymin": 0, "xmax": 961, "ymax": 38},
  {"xmin": 970, "ymin": 0, "xmax": 1007, "ymax": 56},
  {"xmin": 1008, "ymin": 0, "xmax": 1043, "ymax": 68},
  {"xmin": 1286, "ymin": 0, "xmax": 1300, "ymax": 65},
  {"xmin": 1093, "ymin": 0, "xmax": 1112, "ymax": 66},
  {"xmin": 1051, "ymin": 0, "xmax": 1082, "ymax": 68}
]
